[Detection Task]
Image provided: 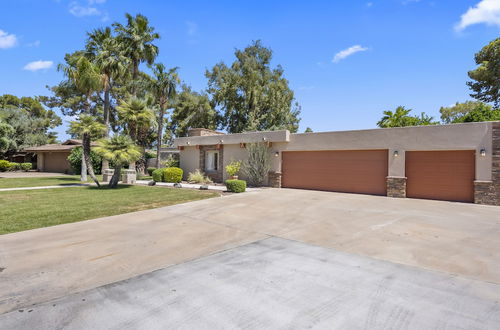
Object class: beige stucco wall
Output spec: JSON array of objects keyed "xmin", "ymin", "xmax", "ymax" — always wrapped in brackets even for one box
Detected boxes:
[
  {"xmin": 179, "ymin": 147, "xmax": 201, "ymax": 180},
  {"xmin": 176, "ymin": 122, "xmax": 494, "ymax": 182}
]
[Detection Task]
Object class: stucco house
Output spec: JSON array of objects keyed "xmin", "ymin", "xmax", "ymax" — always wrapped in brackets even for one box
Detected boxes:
[
  {"xmin": 174, "ymin": 122, "xmax": 500, "ymax": 206},
  {"xmin": 24, "ymin": 139, "xmax": 87, "ymax": 173}
]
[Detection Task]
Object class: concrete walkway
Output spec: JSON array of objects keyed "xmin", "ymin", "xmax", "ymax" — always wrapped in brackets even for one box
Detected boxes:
[
  {"xmin": 0, "ymin": 184, "xmax": 89, "ymax": 192},
  {"xmin": 1, "ymin": 189, "xmax": 499, "ymax": 328}
]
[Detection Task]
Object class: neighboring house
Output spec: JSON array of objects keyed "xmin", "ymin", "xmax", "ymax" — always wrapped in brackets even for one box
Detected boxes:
[
  {"xmin": 174, "ymin": 122, "xmax": 500, "ymax": 206},
  {"xmin": 24, "ymin": 139, "xmax": 89, "ymax": 174},
  {"xmin": 146, "ymin": 147, "xmax": 180, "ymax": 168}
]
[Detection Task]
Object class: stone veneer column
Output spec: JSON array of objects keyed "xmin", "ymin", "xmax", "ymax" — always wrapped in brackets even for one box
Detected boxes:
[
  {"xmin": 268, "ymin": 171, "xmax": 282, "ymax": 188},
  {"xmin": 475, "ymin": 122, "xmax": 500, "ymax": 205},
  {"xmin": 386, "ymin": 176, "xmax": 406, "ymax": 198}
]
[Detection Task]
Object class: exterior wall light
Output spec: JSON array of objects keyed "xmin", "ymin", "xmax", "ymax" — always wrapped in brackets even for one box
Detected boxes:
[
  {"xmin": 219, "ymin": 139, "xmax": 224, "ymax": 144},
  {"xmin": 393, "ymin": 150, "xmax": 399, "ymax": 157},
  {"xmin": 275, "ymin": 151, "xmax": 279, "ymax": 157},
  {"xmin": 480, "ymin": 149, "xmax": 486, "ymax": 157},
  {"xmin": 262, "ymin": 137, "xmax": 267, "ymax": 142},
  {"xmin": 186, "ymin": 141, "xmax": 191, "ymax": 145}
]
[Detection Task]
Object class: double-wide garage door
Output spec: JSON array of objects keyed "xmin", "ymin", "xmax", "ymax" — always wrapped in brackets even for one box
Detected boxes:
[{"xmin": 282, "ymin": 150, "xmax": 388, "ymax": 195}]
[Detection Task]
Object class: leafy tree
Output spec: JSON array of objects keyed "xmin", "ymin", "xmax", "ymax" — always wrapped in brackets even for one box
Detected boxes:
[
  {"xmin": 206, "ymin": 40, "xmax": 301, "ymax": 133},
  {"xmin": 467, "ymin": 38, "xmax": 500, "ymax": 108},
  {"xmin": 94, "ymin": 135, "xmax": 141, "ymax": 188},
  {"xmin": 377, "ymin": 106, "xmax": 438, "ymax": 128},
  {"xmin": 170, "ymin": 85, "xmax": 219, "ymax": 137},
  {"xmin": 147, "ymin": 64, "xmax": 180, "ymax": 167},
  {"xmin": 457, "ymin": 103, "xmax": 500, "ymax": 123},
  {"xmin": 68, "ymin": 115, "xmax": 106, "ymax": 186},
  {"xmin": 304, "ymin": 127, "xmax": 313, "ymax": 133},
  {"xmin": 67, "ymin": 147, "xmax": 103, "ymax": 175},
  {"xmin": 440, "ymin": 101, "xmax": 493, "ymax": 124},
  {"xmin": 113, "ymin": 13, "xmax": 160, "ymax": 95},
  {"xmin": 0, "ymin": 119, "xmax": 15, "ymax": 154}
]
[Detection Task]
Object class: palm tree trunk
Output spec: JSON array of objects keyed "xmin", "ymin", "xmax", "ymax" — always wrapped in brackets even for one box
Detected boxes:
[
  {"xmin": 83, "ymin": 133, "xmax": 100, "ymax": 187},
  {"xmin": 81, "ymin": 155, "xmax": 87, "ymax": 182},
  {"xmin": 109, "ymin": 164, "xmax": 121, "ymax": 188},
  {"xmin": 131, "ymin": 60, "xmax": 139, "ymax": 96},
  {"xmin": 156, "ymin": 106, "xmax": 165, "ymax": 168},
  {"xmin": 102, "ymin": 83, "xmax": 111, "ymax": 171}
]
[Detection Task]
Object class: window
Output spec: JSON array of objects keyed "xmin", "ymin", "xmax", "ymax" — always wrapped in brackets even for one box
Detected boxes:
[{"xmin": 205, "ymin": 150, "xmax": 218, "ymax": 171}]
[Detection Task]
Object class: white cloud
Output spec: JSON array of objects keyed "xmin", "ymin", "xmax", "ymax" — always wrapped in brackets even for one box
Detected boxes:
[
  {"xmin": 0, "ymin": 29, "xmax": 17, "ymax": 49},
  {"xmin": 26, "ymin": 40, "xmax": 41, "ymax": 47},
  {"xmin": 186, "ymin": 21, "xmax": 198, "ymax": 36},
  {"xmin": 88, "ymin": 0, "xmax": 106, "ymax": 4},
  {"xmin": 332, "ymin": 45, "xmax": 369, "ymax": 63},
  {"xmin": 69, "ymin": 2, "xmax": 101, "ymax": 17},
  {"xmin": 23, "ymin": 60, "xmax": 53, "ymax": 71},
  {"xmin": 366, "ymin": 2, "xmax": 373, "ymax": 7},
  {"xmin": 455, "ymin": 0, "xmax": 500, "ymax": 31}
]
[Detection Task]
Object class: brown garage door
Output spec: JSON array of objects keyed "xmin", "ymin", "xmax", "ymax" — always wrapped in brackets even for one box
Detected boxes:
[
  {"xmin": 282, "ymin": 150, "xmax": 388, "ymax": 195},
  {"xmin": 44, "ymin": 152, "xmax": 71, "ymax": 173},
  {"xmin": 406, "ymin": 150, "xmax": 475, "ymax": 203}
]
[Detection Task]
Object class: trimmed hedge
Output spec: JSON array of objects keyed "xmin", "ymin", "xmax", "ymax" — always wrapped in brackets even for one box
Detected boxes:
[
  {"xmin": 20, "ymin": 163, "xmax": 32, "ymax": 171},
  {"xmin": 152, "ymin": 168, "xmax": 164, "ymax": 182},
  {"xmin": 164, "ymin": 167, "xmax": 183, "ymax": 183},
  {"xmin": 0, "ymin": 160, "xmax": 11, "ymax": 172},
  {"xmin": 225, "ymin": 179, "xmax": 246, "ymax": 193},
  {"xmin": 147, "ymin": 167, "xmax": 156, "ymax": 176}
]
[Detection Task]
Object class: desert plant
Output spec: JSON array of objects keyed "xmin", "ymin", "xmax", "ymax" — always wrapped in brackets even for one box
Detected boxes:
[
  {"xmin": 242, "ymin": 143, "xmax": 270, "ymax": 186},
  {"xmin": 152, "ymin": 168, "xmax": 164, "ymax": 182},
  {"xmin": 20, "ymin": 163, "xmax": 32, "ymax": 171},
  {"xmin": 161, "ymin": 154, "xmax": 179, "ymax": 168},
  {"xmin": 225, "ymin": 160, "xmax": 242, "ymax": 177},
  {"xmin": 225, "ymin": 179, "xmax": 246, "ymax": 193},
  {"xmin": 147, "ymin": 167, "xmax": 156, "ymax": 176},
  {"xmin": 187, "ymin": 169, "xmax": 213, "ymax": 184},
  {"xmin": 0, "ymin": 160, "xmax": 12, "ymax": 171},
  {"xmin": 164, "ymin": 167, "xmax": 183, "ymax": 183}
]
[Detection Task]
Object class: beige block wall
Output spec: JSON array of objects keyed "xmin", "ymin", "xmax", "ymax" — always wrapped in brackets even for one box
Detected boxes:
[{"xmin": 179, "ymin": 147, "xmax": 200, "ymax": 180}]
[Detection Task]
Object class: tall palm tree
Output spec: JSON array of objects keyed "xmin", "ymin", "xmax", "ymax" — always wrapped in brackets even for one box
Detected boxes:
[
  {"xmin": 147, "ymin": 64, "xmax": 180, "ymax": 168},
  {"xmin": 113, "ymin": 13, "xmax": 160, "ymax": 96},
  {"xmin": 59, "ymin": 55, "xmax": 104, "ymax": 181},
  {"xmin": 94, "ymin": 135, "xmax": 141, "ymax": 188},
  {"xmin": 68, "ymin": 115, "xmax": 106, "ymax": 187}
]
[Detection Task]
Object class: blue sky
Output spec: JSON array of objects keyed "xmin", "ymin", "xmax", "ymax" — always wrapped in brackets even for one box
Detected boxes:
[{"xmin": 1, "ymin": 0, "xmax": 499, "ymax": 140}]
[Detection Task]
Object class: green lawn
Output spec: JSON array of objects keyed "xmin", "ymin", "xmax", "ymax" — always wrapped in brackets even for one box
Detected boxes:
[
  {"xmin": 0, "ymin": 175, "xmax": 98, "ymax": 189},
  {"xmin": 0, "ymin": 185, "xmax": 219, "ymax": 235}
]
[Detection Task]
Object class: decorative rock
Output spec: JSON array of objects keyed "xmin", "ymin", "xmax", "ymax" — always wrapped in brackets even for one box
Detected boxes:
[
  {"xmin": 199, "ymin": 185, "xmax": 209, "ymax": 190},
  {"xmin": 148, "ymin": 181, "xmax": 156, "ymax": 186},
  {"xmin": 173, "ymin": 183, "xmax": 182, "ymax": 188}
]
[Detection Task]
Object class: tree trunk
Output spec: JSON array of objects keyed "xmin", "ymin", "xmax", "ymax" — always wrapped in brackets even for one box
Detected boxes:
[
  {"xmin": 109, "ymin": 164, "xmax": 121, "ymax": 188},
  {"xmin": 156, "ymin": 105, "xmax": 165, "ymax": 168},
  {"xmin": 131, "ymin": 60, "xmax": 139, "ymax": 96},
  {"xmin": 83, "ymin": 133, "xmax": 100, "ymax": 187},
  {"xmin": 102, "ymin": 83, "xmax": 111, "ymax": 171},
  {"xmin": 80, "ymin": 154, "xmax": 87, "ymax": 182}
]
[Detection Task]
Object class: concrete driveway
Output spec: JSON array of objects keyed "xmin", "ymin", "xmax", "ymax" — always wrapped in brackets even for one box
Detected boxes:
[{"xmin": 1, "ymin": 188, "xmax": 499, "ymax": 329}]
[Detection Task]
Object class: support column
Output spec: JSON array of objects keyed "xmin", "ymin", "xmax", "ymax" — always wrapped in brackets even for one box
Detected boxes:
[
  {"xmin": 474, "ymin": 122, "xmax": 500, "ymax": 206},
  {"xmin": 268, "ymin": 171, "xmax": 282, "ymax": 188},
  {"xmin": 386, "ymin": 176, "xmax": 406, "ymax": 198}
]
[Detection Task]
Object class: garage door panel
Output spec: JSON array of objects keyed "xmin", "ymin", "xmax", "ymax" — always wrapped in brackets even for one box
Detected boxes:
[
  {"xmin": 406, "ymin": 151, "xmax": 475, "ymax": 203},
  {"xmin": 282, "ymin": 150, "xmax": 388, "ymax": 195}
]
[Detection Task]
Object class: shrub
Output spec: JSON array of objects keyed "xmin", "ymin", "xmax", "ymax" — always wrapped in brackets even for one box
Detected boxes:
[
  {"xmin": 164, "ymin": 167, "xmax": 183, "ymax": 183},
  {"xmin": 242, "ymin": 143, "xmax": 270, "ymax": 186},
  {"xmin": 9, "ymin": 162, "xmax": 20, "ymax": 171},
  {"xmin": 161, "ymin": 154, "xmax": 179, "ymax": 168},
  {"xmin": 145, "ymin": 150, "xmax": 157, "ymax": 159},
  {"xmin": 152, "ymin": 168, "xmax": 164, "ymax": 182},
  {"xmin": 20, "ymin": 163, "xmax": 32, "ymax": 171},
  {"xmin": 225, "ymin": 160, "xmax": 242, "ymax": 177},
  {"xmin": 147, "ymin": 167, "xmax": 156, "ymax": 176},
  {"xmin": 225, "ymin": 179, "xmax": 246, "ymax": 193},
  {"xmin": 187, "ymin": 169, "xmax": 213, "ymax": 184},
  {"xmin": 0, "ymin": 160, "xmax": 12, "ymax": 171},
  {"xmin": 67, "ymin": 147, "xmax": 103, "ymax": 175}
]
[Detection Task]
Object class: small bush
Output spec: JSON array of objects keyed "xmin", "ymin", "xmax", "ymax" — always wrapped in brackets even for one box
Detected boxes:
[
  {"xmin": 20, "ymin": 163, "xmax": 32, "ymax": 171},
  {"xmin": 187, "ymin": 169, "xmax": 213, "ymax": 184},
  {"xmin": 0, "ymin": 160, "xmax": 12, "ymax": 172},
  {"xmin": 9, "ymin": 162, "xmax": 20, "ymax": 171},
  {"xmin": 161, "ymin": 154, "xmax": 179, "ymax": 168},
  {"xmin": 152, "ymin": 168, "xmax": 164, "ymax": 182},
  {"xmin": 164, "ymin": 167, "xmax": 183, "ymax": 183},
  {"xmin": 147, "ymin": 167, "xmax": 156, "ymax": 176},
  {"xmin": 225, "ymin": 160, "xmax": 242, "ymax": 177},
  {"xmin": 225, "ymin": 179, "xmax": 246, "ymax": 193},
  {"xmin": 145, "ymin": 150, "xmax": 157, "ymax": 159},
  {"xmin": 67, "ymin": 147, "xmax": 103, "ymax": 175}
]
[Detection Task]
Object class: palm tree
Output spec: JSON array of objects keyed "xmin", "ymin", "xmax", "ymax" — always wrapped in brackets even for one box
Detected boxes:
[
  {"xmin": 86, "ymin": 27, "xmax": 129, "ymax": 171},
  {"xmin": 113, "ymin": 13, "xmax": 160, "ymax": 96},
  {"xmin": 94, "ymin": 135, "xmax": 142, "ymax": 188},
  {"xmin": 59, "ymin": 55, "xmax": 104, "ymax": 181},
  {"xmin": 69, "ymin": 115, "xmax": 106, "ymax": 187},
  {"xmin": 147, "ymin": 64, "xmax": 180, "ymax": 168}
]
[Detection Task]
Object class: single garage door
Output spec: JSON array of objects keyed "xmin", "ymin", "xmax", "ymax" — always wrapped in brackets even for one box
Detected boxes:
[
  {"xmin": 405, "ymin": 150, "xmax": 475, "ymax": 203},
  {"xmin": 44, "ymin": 152, "xmax": 71, "ymax": 173},
  {"xmin": 282, "ymin": 150, "xmax": 388, "ymax": 195}
]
